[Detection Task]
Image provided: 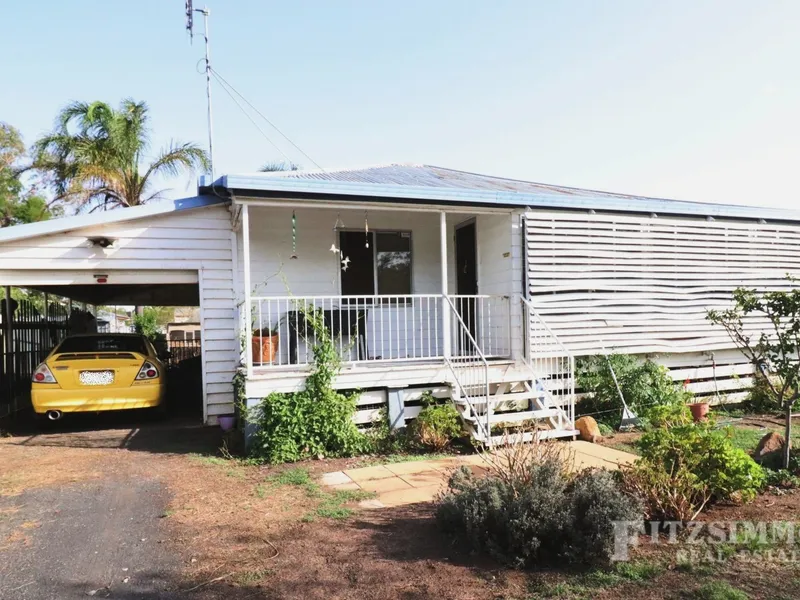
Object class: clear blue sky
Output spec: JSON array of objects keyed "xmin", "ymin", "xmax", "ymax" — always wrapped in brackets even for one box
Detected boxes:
[{"xmin": 2, "ymin": 1, "xmax": 798, "ymax": 207}]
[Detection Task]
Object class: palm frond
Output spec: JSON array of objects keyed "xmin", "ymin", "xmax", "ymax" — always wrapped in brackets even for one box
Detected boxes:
[{"xmin": 141, "ymin": 142, "xmax": 210, "ymax": 184}]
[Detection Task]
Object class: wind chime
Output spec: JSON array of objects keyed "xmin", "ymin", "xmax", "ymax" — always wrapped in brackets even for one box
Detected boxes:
[
  {"xmin": 290, "ymin": 210, "xmax": 298, "ymax": 259},
  {"xmin": 330, "ymin": 213, "xmax": 350, "ymax": 271}
]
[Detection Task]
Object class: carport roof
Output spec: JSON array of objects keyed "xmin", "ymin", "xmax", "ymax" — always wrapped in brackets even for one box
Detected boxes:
[{"xmin": 0, "ymin": 195, "xmax": 228, "ymax": 244}]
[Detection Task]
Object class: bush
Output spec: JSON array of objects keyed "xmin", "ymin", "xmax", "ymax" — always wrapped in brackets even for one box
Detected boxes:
[
  {"xmin": 436, "ymin": 440, "xmax": 641, "ymax": 567},
  {"xmin": 567, "ymin": 469, "xmax": 643, "ymax": 562},
  {"xmin": 744, "ymin": 374, "xmax": 790, "ymax": 414},
  {"xmin": 623, "ymin": 420, "xmax": 765, "ymax": 520},
  {"xmin": 411, "ymin": 394, "xmax": 463, "ymax": 451},
  {"xmin": 247, "ymin": 306, "xmax": 369, "ymax": 463},
  {"xmin": 577, "ymin": 354, "xmax": 692, "ymax": 427}
]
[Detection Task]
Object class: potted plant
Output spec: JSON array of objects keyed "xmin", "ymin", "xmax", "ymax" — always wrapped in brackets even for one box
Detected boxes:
[
  {"xmin": 251, "ymin": 324, "xmax": 279, "ymax": 365},
  {"xmin": 218, "ymin": 414, "xmax": 236, "ymax": 432}
]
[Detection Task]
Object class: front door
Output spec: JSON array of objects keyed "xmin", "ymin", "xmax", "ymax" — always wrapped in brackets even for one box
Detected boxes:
[{"xmin": 454, "ymin": 221, "xmax": 478, "ymax": 352}]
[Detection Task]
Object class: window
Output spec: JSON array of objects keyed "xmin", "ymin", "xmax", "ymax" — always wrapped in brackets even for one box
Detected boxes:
[
  {"xmin": 57, "ymin": 335, "xmax": 148, "ymax": 354},
  {"xmin": 339, "ymin": 231, "xmax": 412, "ymax": 296}
]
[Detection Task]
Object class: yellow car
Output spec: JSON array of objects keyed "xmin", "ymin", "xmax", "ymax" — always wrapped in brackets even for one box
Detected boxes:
[{"xmin": 32, "ymin": 333, "xmax": 167, "ymax": 421}]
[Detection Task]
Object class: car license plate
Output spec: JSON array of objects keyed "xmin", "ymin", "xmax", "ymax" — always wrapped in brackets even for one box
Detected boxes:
[{"xmin": 79, "ymin": 370, "xmax": 115, "ymax": 386}]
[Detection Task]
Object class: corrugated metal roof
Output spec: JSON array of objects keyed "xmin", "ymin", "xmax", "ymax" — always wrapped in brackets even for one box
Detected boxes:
[
  {"xmin": 251, "ymin": 163, "xmax": 662, "ymax": 200},
  {"xmin": 214, "ymin": 163, "xmax": 800, "ymax": 222}
]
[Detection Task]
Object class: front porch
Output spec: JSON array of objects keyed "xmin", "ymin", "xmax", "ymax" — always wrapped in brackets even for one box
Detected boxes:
[{"xmin": 235, "ymin": 199, "xmax": 577, "ymax": 443}]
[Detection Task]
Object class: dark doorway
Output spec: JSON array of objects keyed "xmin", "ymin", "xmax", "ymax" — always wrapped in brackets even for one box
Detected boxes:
[{"xmin": 454, "ymin": 221, "xmax": 478, "ymax": 351}]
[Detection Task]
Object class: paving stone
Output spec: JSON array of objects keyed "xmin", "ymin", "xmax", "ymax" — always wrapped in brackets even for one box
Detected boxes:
[
  {"xmin": 343, "ymin": 465, "xmax": 395, "ymax": 482},
  {"xmin": 379, "ymin": 485, "xmax": 441, "ymax": 507},
  {"xmin": 357, "ymin": 476, "xmax": 414, "ymax": 494},
  {"xmin": 384, "ymin": 460, "xmax": 443, "ymax": 476},
  {"xmin": 398, "ymin": 471, "xmax": 447, "ymax": 489},
  {"xmin": 320, "ymin": 471, "xmax": 353, "ymax": 486},
  {"xmin": 329, "ymin": 481, "xmax": 362, "ymax": 492}
]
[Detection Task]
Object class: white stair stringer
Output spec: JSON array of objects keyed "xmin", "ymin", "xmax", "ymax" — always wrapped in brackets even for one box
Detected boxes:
[{"xmin": 450, "ymin": 366, "xmax": 578, "ymax": 445}]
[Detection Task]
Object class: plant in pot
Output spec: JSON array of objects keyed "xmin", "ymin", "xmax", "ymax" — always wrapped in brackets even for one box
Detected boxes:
[{"xmin": 251, "ymin": 322, "xmax": 279, "ymax": 365}]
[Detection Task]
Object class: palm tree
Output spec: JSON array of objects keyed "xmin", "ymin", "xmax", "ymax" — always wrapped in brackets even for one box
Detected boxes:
[
  {"xmin": 34, "ymin": 99, "xmax": 210, "ymax": 212},
  {"xmin": 260, "ymin": 160, "xmax": 298, "ymax": 172}
]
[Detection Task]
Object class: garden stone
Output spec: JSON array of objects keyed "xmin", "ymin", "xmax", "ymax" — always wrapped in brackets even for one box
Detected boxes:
[
  {"xmin": 575, "ymin": 416, "xmax": 602, "ymax": 443},
  {"xmin": 753, "ymin": 431, "xmax": 787, "ymax": 467}
]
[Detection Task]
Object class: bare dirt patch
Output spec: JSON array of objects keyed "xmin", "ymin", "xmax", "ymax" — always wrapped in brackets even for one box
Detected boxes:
[{"xmin": 4, "ymin": 422, "xmax": 800, "ymax": 599}]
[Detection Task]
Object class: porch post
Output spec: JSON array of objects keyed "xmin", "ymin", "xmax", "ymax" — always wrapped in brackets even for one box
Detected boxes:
[
  {"xmin": 440, "ymin": 211, "xmax": 451, "ymax": 359},
  {"xmin": 242, "ymin": 204, "xmax": 253, "ymax": 379}
]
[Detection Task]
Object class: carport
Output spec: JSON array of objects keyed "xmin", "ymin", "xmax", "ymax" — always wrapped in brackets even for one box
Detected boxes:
[{"xmin": 0, "ymin": 196, "xmax": 238, "ymax": 424}]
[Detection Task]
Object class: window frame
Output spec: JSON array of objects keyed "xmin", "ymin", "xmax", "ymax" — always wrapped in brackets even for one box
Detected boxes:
[{"xmin": 338, "ymin": 228, "xmax": 413, "ymax": 297}]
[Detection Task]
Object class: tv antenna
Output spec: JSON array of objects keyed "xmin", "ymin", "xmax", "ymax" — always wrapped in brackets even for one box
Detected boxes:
[{"xmin": 186, "ymin": 2, "xmax": 215, "ymax": 178}]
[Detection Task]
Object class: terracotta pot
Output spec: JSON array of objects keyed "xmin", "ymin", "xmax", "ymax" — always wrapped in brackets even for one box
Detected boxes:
[
  {"xmin": 251, "ymin": 334, "xmax": 279, "ymax": 365},
  {"xmin": 689, "ymin": 402, "xmax": 710, "ymax": 422}
]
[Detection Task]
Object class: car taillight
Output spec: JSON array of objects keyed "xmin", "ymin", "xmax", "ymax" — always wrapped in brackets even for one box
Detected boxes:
[
  {"xmin": 137, "ymin": 362, "xmax": 159, "ymax": 380},
  {"xmin": 32, "ymin": 363, "xmax": 57, "ymax": 383}
]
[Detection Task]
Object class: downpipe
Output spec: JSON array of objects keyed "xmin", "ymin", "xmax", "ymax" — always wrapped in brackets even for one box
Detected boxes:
[{"xmin": 46, "ymin": 410, "xmax": 63, "ymax": 421}]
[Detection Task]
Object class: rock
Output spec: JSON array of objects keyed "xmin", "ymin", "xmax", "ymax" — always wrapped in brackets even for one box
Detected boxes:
[
  {"xmin": 575, "ymin": 416, "xmax": 602, "ymax": 443},
  {"xmin": 753, "ymin": 431, "xmax": 788, "ymax": 467}
]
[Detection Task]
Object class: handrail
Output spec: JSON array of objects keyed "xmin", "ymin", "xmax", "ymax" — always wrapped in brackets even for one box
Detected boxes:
[
  {"xmin": 520, "ymin": 295, "xmax": 574, "ymax": 358},
  {"xmin": 519, "ymin": 294, "xmax": 576, "ymax": 430},
  {"xmin": 444, "ymin": 296, "xmax": 492, "ymax": 444}
]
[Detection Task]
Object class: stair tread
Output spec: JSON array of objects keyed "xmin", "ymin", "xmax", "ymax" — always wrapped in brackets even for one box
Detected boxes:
[{"xmin": 461, "ymin": 408, "xmax": 562, "ymax": 423}]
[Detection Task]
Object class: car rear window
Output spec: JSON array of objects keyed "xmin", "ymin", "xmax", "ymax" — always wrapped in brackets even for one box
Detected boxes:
[{"xmin": 56, "ymin": 336, "xmax": 148, "ymax": 354}]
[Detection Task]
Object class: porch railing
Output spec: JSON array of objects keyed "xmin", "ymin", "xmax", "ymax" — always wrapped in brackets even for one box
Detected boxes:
[
  {"xmin": 248, "ymin": 294, "xmax": 511, "ymax": 369},
  {"xmin": 521, "ymin": 295, "xmax": 575, "ymax": 429}
]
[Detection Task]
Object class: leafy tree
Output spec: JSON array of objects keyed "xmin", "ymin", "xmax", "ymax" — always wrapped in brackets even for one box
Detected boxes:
[
  {"xmin": 33, "ymin": 99, "xmax": 209, "ymax": 212},
  {"xmin": 0, "ymin": 122, "xmax": 57, "ymax": 227},
  {"xmin": 707, "ymin": 278, "xmax": 800, "ymax": 469}
]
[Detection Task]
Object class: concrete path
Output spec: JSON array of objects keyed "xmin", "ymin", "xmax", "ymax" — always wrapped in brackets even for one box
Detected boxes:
[{"xmin": 321, "ymin": 441, "xmax": 637, "ymax": 508}]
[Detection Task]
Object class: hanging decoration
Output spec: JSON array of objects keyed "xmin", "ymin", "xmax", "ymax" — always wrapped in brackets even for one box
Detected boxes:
[
  {"xmin": 290, "ymin": 211, "xmax": 298, "ymax": 259},
  {"xmin": 330, "ymin": 212, "xmax": 350, "ymax": 271},
  {"xmin": 364, "ymin": 210, "xmax": 370, "ymax": 249}
]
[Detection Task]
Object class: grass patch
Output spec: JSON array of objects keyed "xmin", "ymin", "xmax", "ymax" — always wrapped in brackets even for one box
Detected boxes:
[
  {"xmin": 606, "ymin": 442, "xmax": 641, "ymax": 456},
  {"xmin": 689, "ymin": 581, "xmax": 750, "ymax": 600},
  {"xmin": 725, "ymin": 425, "xmax": 800, "ymax": 454},
  {"xmin": 234, "ymin": 568, "xmax": 273, "ymax": 585},
  {"xmin": 582, "ymin": 560, "xmax": 663, "ymax": 588},
  {"xmin": 265, "ymin": 467, "xmax": 375, "ymax": 521},
  {"xmin": 676, "ymin": 557, "xmax": 717, "ymax": 575},
  {"xmin": 529, "ymin": 581, "xmax": 590, "ymax": 599}
]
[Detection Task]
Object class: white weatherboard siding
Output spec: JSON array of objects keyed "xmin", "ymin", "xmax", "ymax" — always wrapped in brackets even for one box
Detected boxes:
[
  {"xmin": 0, "ymin": 204, "xmax": 237, "ymax": 422},
  {"xmin": 525, "ymin": 210, "xmax": 800, "ymax": 356}
]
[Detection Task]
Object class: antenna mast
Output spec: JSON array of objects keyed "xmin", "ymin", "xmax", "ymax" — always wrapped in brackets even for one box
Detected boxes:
[{"xmin": 186, "ymin": 3, "xmax": 215, "ymax": 179}]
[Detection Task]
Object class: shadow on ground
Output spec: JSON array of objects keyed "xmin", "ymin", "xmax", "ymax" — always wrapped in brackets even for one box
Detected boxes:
[{"xmin": 1, "ymin": 410, "xmax": 225, "ymax": 456}]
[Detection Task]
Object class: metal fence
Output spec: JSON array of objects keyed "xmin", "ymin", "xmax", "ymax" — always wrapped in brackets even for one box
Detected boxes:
[
  {"xmin": 1, "ymin": 296, "xmax": 70, "ymax": 417},
  {"xmin": 166, "ymin": 339, "xmax": 203, "ymax": 367}
]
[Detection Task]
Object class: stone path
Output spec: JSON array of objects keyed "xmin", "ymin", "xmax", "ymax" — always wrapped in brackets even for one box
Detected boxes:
[{"xmin": 321, "ymin": 440, "xmax": 638, "ymax": 508}]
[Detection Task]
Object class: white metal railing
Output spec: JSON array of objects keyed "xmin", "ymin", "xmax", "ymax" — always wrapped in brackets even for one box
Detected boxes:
[
  {"xmin": 444, "ymin": 296, "xmax": 491, "ymax": 443},
  {"xmin": 247, "ymin": 294, "xmax": 512, "ymax": 370},
  {"xmin": 521, "ymin": 295, "xmax": 576, "ymax": 429},
  {"xmin": 448, "ymin": 295, "xmax": 511, "ymax": 359}
]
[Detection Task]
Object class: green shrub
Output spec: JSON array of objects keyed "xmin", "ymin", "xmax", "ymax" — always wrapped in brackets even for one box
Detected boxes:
[
  {"xmin": 624, "ymin": 420, "xmax": 765, "ymax": 520},
  {"xmin": 744, "ymin": 374, "xmax": 789, "ymax": 414},
  {"xmin": 411, "ymin": 394, "xmax": 463, "ymax": 451},
  {"xmin": 576, "ymin": 354, "xmax": 692, "ymax": 427},
  {"xmin": 247, "ymin": 306, "xmax": 369, "ymax": 464},
  {"xmin": 644, "ymin": 402, "xmax": 692, "ymax": 429},
  {"xmin": 436, "ymin": 450, "xmax": 641, "ymax": 567},
  {"xmin": 690, "ymin": 581, "xmax": 750, "ymax": 600}
]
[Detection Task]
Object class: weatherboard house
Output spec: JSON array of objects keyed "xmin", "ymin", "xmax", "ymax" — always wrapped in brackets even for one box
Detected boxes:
[{"xmin": 1, "ymin": 164, "xmax": 798, "ymax": 441}]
